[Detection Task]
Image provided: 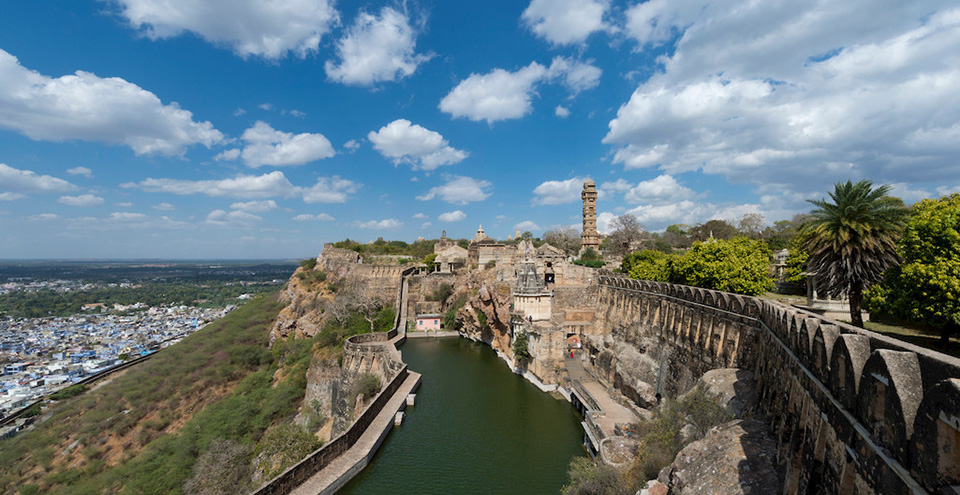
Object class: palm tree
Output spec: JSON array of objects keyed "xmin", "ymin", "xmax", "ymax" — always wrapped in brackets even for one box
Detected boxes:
[{"xmin": 803, "ymin": 180, "xmax": 909, "ymax": 327}]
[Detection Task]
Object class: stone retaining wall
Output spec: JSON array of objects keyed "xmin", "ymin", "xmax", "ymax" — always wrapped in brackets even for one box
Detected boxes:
[{"xmin": 596, "ymin": 275, "xmax": 960, "ymax": 495}]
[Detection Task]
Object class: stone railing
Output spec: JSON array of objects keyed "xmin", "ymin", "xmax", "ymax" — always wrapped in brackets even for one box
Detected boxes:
[{"xmin": 598, "ymin": 275, "xmax": 960, "ymax": 495}]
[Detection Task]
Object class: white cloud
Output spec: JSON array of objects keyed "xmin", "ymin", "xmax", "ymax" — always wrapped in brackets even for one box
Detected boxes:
[
  {"xmin": 344, "ymin": 139, "xmax": 361, "ymax": 151},
  {"xmin": 66, "ymin": 166, "xmax": 93, "ymax": 178},
  {"xmin": 29, "ymin": 213, "xmax": 59, "ymax": 221},
  {"xmin": 596, "ymin": 211, "xmax": 617, "ymax": 234},
  {"xmin": 58, "ymin": 194, "xmax": 105, "ymax": 207},
  {"xmin": 546, "ymin": 56, "xmax": 602, "ymax": 95},
  {"xmin": 368, "ymin": 119, "xmax": 468, "ymax": 171},
  {"xmin": 599, "ymin": 178, "xmax": 632, "ymax": 195},
  {"xmin": 110, "ymin": 0, "xmax": 339, "ymax": 59},
  {"xmin": 233, "ymin": 108, "xmax": 247, "ymax": 117},
  {"xmin": 230, "ymin": 200, "xmax": 277, "ymax": 212},
  {"xmin": 0, "ymin": 192, "xmax": 25, "ymax": 201},
  {"xmin": 416, "ymin": 176, "xmax": 492, "ymax": 204},
  {"xmin": 439, "ymin": 62, "xmax": 547, "ymax": 124},
  {"xmin": 412, "ymin": 212, "xmax": 428, "ymax": 219},
  {"xmin": 522, "ymin": 0, "xmax": 609, "ymax": 46},
  {"xmin": 438, "ymin": 210, "xmax": 466, "ymax": 222},
  {"xmin": 206, "ymin": 209, "xmax": 262, "ymax": 225},
  {"xmin": 555, "ymin": 105, "xmax": 570, "ymax": 118},
  {"xmin": 0, "ymin": 50, "xmax": 222, "ymax": 155},
  {"xmin": 355, "ymin": 218, "xmax": 402, "ymax": 229},
  {"xmin": 420, "ymin": 221, "xmax": 432, "ymax": 229},
  {"xmin": 514, "ymin": 220, "xmax": 541, "ymax": 232},
  {"xmin": 325, "ymin": 7, "xmax": 431, "ymax": 86},
  {"xmin": 236, "ymin": 121, "xmax": 335, "ymax": 168},
  {"xmin": 439, "ymin": 57, "xmax": 600, "ymax": 123},
  {"xmin": 124, "ymin": 171, "xmax": 359, "ymax": 203},
  {"xmin": 293, "ymin": 213, "xmax": 334, "ymax": 221},
  {"xmin": 623, "ymin": 174, "xmax": 695, "ymax": 204},
  {"xmin": 300, "ymin": 176, "xmax": 360, "ymax": 203},
  {"xmin": 214, "ymin": 148, "xmax": 241, "ymax": 161},
  {"xmin": 608, "ymin": 2, "xmax": 960, "ymax": 192},
  {"xmin": 285, "ymin": 109, "xmax": 306, "ymax": 118},
  {"xmin": 109, "ymin": 212, "xmax": 149, "ymax": 222},
  {"xmin": 258, "ymin": 103, "xmax": 273, "ymax": 111},
  {"xmin": 152, "ymin": 202, "xmax": 176, "ymax": 211},
  {"xmin": 532, "ymin": 177, "xmax": 586, "ymax": 205},
  {"xmin": 0, "ymin": 163, "xmax": 76, "ymax": 194},
  {"xmin": 126, "ymin": 171, "xmax": 296, "ymax": 199}
]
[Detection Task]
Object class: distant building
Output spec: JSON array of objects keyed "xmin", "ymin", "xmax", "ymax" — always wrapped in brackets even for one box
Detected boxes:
[
  {"xmin": 467, "ymin": 225, "xmax": 507, "ymax": 266},
  {"xmin": 416, "ymin": 314, "xmax": 442, "ymax": 331},
  {"xmin": 513, "ymin": 262, "xmax": 552, "ymax": 322}
]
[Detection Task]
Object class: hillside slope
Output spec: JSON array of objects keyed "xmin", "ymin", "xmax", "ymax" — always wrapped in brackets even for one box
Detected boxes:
[{"xmin": 0, "ymin": 291, "xmax": 316, "ymax": 495}]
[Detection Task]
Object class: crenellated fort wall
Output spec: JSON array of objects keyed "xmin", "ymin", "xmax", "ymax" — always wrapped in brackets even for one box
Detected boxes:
[{"xmin": 594, "ymin": 274, "xmax": 960, "ymax": 495}]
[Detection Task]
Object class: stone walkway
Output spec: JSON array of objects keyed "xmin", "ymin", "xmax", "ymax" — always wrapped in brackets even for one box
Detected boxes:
[
  {"xmin": 289, "ymin": 371, "xmax": 422, "ymax": 495},
  {"xmin": 565, "ymin": 353, "xmax": 638, "ymax": 436}
]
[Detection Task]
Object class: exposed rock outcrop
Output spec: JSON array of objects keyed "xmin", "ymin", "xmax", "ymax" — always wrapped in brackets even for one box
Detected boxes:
[
  {"xmin": 654, "ymin": 419, "xmax": 782, "ymax": 495},
  {"xmin": 270, "ymin": 266, "xmax": 329, "ymax": 342}
]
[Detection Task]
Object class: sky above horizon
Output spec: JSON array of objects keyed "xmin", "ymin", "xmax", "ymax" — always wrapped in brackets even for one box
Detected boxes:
[{"xmin": 1, "ymin": 0, "xmax": 959, "ymax": 259}]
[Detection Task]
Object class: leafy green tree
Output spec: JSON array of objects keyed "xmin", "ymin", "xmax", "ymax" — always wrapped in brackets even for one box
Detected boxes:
[
  {"xmin": 621, "ymin": 250, "xmax": 675, "ymax": 282},
  {"xmin": 803, "ymin": 180, "xmax": 909, "ymax": 327},
  {"xmin": 562, "ymin": 457, "xmax": 629, "ymax": 495},
  {"xmin": 671, "ymin": 237, "xmax": 772, "ymax": 296},
  {"xmin": 690, "ymin": 219, "xmax": 738, "ymax": 241},
  {"xmin": 579, "ymin": 247, "xmax": 602, "ymax": 261},
  {"xmin": 512, "ymin": 331, "xmax": 531, "ymax": 363},
  {"xmin": 865, "ymin": 194, "xmax": 960, "ymax": 345}
]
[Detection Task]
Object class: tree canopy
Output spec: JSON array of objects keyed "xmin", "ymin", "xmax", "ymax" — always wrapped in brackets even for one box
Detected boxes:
[
  {"xmin": 802, "ymin": 180, "xmax": 909, "ymax": 327},
  {"xmin": 865, "ymin": 193, "xmax": 960, "ymax": 344}
]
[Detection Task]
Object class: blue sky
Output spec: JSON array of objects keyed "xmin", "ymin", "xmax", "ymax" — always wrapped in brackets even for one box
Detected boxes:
[{"xmin": 1, "ymin": 0, "xmax": 958, "ymax": 259}]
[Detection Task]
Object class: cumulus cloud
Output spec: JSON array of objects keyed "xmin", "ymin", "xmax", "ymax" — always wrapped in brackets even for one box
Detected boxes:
[
  {"xmin": 438, "ymin": 210, "xmax": 466, "ymax": 222},
  {"xmin": 0, "ymin": 193, "xmax": 25, "ymax": 201},
  {"xmin": 124, "ymin": 171, "xmax": 360, "ymax": 203},
  {"xmin": 206, "ymin": 209, "xmax": 262, "ymax": 226},
  {"xmin": 599, "ymin": 178, "xmax": 632, "ymax": 195},
  {"xmin": 125, "ymin": 171, "xmax": 296, "ymax": 199},
  {"xmin": 532, "ymin": 177, "xmax": 587, "ymax": 205},
  {"xmin": 368, "ymin": 119, "xmax": 468, "ymax": 171},
  {"xmin": 325, "ymin": 7, "xmax": 431, "ymax": 86},
  {"xmin": 152, "ymin": 202, "xmax": 176, "ymax": 211},
  {"xmin": 412, "ymin": 212, "xmax": 428, "ymax": 219},
  {"xmin": 416, "ymin": 176, "xmax": 492, "ymax": 204},
  {"xmin": 344, "ymin": 139, "xmax": 361, "ymax": 151},
  {"xmin": 608, "ymin": 2, "xmax": 960, "ymax": 192},
  {"xmin": 300, "ymin": 176, "xmax": 361, "ymax": 203},
  {"xmin": 66, "ymin": 166, "xmax": 93, "ymax": 178},
  {"xmin": 292, "ymin": 213, "xmax": 334, "ymax": 221},
  {"xmin": 0, "ymin": 163, "xmax": 76, "ymax": 194},
  {"xmin": 555, "ymin": 105, "xmax": 570, "ymax": 118},
  {"xmin": 514, "ymin": 220, "xmax": 541, "ymax": 232},
  {"xmin": 109, "ymin": 212, "xmax": 149, "ymax": 222},
  {"xmin": 59, "ymin": 194, "xmax": 105, "ymax": 207},
  {"xmin": 623, "ymin": 174, "xmax": 696, "ymax": 204},
  {"xmin": 230, "ymin": 200, "xmax": 277, "ymax": 212},
  {"xmin": 439, "ymin": 57, "xmax": 600, "ymax": 123},
  {"xmin": 522, "ymin": 0, "xmax": 609, "ymax": 45},
  {"xmin": 354, "ymin": 218, "xmax": 402, "ymax": 229},
  {"xmin": 0, "ymin": 50, "xmax": 222, "ymax": 155},
  {"xmin": 217, "ymin": 121, "xmax": 335, "ymax": 168},
  {"xmin": 110, "ymin": 0, "xmax": 339, "ymax": 59}
]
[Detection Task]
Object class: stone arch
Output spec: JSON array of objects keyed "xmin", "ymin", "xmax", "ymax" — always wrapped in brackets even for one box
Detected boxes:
[
  {"xmin": 828, "ymin": 334, "xmax": 871, "ymax": 410},
  {"xmin": 911, "ymin": 378, "xmax": 960, "ymax": 489},
  {"xmin": 730, "ymin": 295, "xmax": 744, "ymax": 314},
  {"xmin": 811, "ymin": 324, "xmax": 840, "ymax": 384},
  {"xmin": 856, "ymin": 350, "xmax": 923, "ymax": 466},
  {"xmin": 717, "ymin": 293, "xmax": 729, "ymax": 310}
]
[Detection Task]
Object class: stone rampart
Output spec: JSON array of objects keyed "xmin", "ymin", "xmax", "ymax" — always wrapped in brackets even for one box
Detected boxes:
[{"xmin": 596, "ymin": 274, "xmax": 960, "ymax": 495}]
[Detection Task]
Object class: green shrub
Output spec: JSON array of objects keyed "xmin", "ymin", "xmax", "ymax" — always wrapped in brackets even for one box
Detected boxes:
[
  {"xmin": 512, "ymin": 332, "xmax": 531, "ymax": 363},
  {"xmin": 299, "ymin": 258, "xmax": 318, "ymax": 271},
  {"xmin": 561, "ymin": 457, "xmax": 628, "ymax": 495},
  {"xmin": 429, "ymin": 283, "xmax": 453, "ymax": 302},
  {"xmin": 49, "ymin": 384, "xmax": 86, "ymax": 401},
  {"xmin": 355, "ymin": 373, "xmax": 382, "ymax": 400},
  {"xmin": 20, "ymin": 402, "xmax": 42, "ymax": 418},
  {"xmin": 475, "ymin": 308, "xmax": 487, "ymax": 328}
]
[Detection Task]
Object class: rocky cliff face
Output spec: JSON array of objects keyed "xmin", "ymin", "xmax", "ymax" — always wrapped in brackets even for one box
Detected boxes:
[
  {"xmin": 454, "ymin": 268, "xmax": 514, "ymax": 356},
  {"xmin": 270, "ymin": 266, "xmax": 330, "ymax": 343}
]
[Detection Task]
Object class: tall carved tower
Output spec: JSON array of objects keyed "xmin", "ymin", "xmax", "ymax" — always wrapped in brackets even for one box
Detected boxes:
[{"xmin": 581, "ymin": 179, "xmax": 599, "ymax": 252}]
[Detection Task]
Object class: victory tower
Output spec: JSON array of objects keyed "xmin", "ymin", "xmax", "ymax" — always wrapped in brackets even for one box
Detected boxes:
[{"xmin": 580, "ymin": 180, "xmax": 599, "ymax": 252}]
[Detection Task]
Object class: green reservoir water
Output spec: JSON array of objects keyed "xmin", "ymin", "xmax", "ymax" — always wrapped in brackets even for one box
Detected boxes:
[{"xmin": 339, "ymin": 337, "xmax": 585, "ymax": 495}]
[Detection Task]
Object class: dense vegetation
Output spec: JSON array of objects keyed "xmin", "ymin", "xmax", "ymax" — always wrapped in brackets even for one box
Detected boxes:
[
  {"xmin": 621, "ymin": 237, "xmax": 772, "ymax": 296},
  {"xmin": 331, "ymin": 238, "xmax": 439, "ymax": 259},
  {"xmin": 0, "ymin": 291, "xmax": 317, "ymax": 494},
  {"xmin": 866, "ymin": 193, "xmax": 960, "ymax": 344}
]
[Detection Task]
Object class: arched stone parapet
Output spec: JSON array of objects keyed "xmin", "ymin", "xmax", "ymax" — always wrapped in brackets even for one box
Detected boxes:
[
  {"xmin": 911, "ymin": 378, "xmax": 960, "ymax": 490},
  {"xmin": 717, "ymin": 292, "xmax": 730, "ymax": 311},
  {"xmin": 811, "ymin": 324, "xmax": 841, "ymax": 384},
  {"xmin": 787, "ymin": 312, "xmax": 805, "ymax": 357},
  {"xmin": 856, "ymin": 350, "xmax": 923, "ymax": 466},
  {"xmin": 828, "ymin": 334, "xmax": 872, "ymax": 410}
]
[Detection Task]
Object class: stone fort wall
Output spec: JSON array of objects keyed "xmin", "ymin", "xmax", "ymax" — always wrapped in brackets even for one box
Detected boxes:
[{"xmin": 595, "ymin": 274, "xmax": 960, "ymax": 495}]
